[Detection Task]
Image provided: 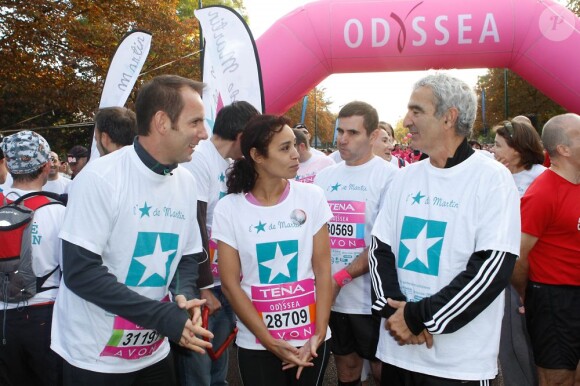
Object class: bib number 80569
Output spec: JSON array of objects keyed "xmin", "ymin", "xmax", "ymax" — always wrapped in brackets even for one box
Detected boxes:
[{"xmin": 329, "ymin": 223, "xmax": 354, "ymax": 237}]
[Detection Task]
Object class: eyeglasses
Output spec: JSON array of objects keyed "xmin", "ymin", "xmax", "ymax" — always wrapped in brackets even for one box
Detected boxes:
[{"xmin": 503, "ymin": 121, "xmax": 514, "ymax": 138}]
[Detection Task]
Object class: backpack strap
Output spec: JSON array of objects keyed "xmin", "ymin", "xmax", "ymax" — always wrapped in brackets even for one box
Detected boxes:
[
  {"xmin": 6, "ymin": 191, "xmax": 64, "ymax": 294},
  {"xmin": 12, "ymin": 191, "xmax": 64, "ymax": 211},
  {"xmin": 398, "ymin": 157, "xmax": 405, "ymax": 168}
]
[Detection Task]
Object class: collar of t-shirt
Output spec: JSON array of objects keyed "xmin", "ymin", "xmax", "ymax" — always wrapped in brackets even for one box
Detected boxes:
[
  {"xmin": 134, "ymin": 137, "xmax": 177, "ymax": 176},
  {"xmin": 246, "ymin": 180, "xmax": 291, "ymax": 206},
  {"xmin": 444, "ymin": 138, "xmax": 475, "ymax": 168}
]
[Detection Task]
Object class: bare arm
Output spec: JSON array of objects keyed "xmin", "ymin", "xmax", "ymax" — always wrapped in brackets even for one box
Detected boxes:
[
  {"xmin": 286, "ymin": 224, "xmax": 333, "ymax": 378},
  {"xmin": 217, "ymin": 241, "xmax": 311, "ymax": 368},
  {"xmin": 511, "ymin": 233, "xmax": 538, "ymax": 300},
  {"xmin": 310, "ymin": 224, "xmax": 332, "ymax": 346},
  {"xmin": 332, "ymin": 247, "xmax": 370, "ymax": 302}
]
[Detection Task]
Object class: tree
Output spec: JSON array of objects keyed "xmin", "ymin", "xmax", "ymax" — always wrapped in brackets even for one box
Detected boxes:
[
  {"xmin": 0, "ymin": 0, "xmax": 209, "ymax": 153},
  {"xmin": 474, "ymin": 69, "xmax": 566, "ymax": 142},
  {"xmin": 283, "ymin": 88, "xmax": 336, "ymax": 149},
  {"xmin": 567, "ymin": 0, "xmax": 580, "ymax": 14},
  {"xmin": 393, "ymin": 119, "xmax": 409, "ymax": 145},
  {"xmin": 472, "ymin": 0, "xmax": 579, "ymax": 142}
]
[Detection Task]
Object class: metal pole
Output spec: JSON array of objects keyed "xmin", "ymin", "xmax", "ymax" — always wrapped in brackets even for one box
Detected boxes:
[
  {"xmin": 198, "ymin": 0, "xmax": 204, "ymax": 77},
  {"xmin": 314, "ymin": 88, "xmax": 318, "ymax": 148},
  {"xmin": 504, "ymin": 69, "xmax": 509, "ymax": 120}
]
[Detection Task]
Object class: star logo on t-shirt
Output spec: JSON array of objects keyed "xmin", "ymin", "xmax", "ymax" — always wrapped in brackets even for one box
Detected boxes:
[
  {"xmin": 330, "ymin": 182, "xmax": 341, "ymax": 192},
  {"xmin": 218, "ymin": 173, "xmax": 225, "ymax": 182},
  {"xmin": 411, "ymin": 191, "xmax": 426, "ymax": 205},
  {"xmin": 398, "ymin": 216, "xmax": 446, "ymax": 276},
  {"xmin": 254, "ymin": 221, "xmax": 267, "ymax": 233},
  {"xmin": 126, "ymin": 232, "xmax": 178, "ymax": 287},
  {"xmin": 256, "ymin": 240, "xmax": 298, "ymax": 284},
  {"xmin": 139, "ymin": 202, "xmax": 152, "ymax": 217}
]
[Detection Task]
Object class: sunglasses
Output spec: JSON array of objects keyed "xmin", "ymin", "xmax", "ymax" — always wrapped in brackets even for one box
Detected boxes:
[{"xmin": 503, "ymin": 121, "xmax": 514, "ymax": 138}]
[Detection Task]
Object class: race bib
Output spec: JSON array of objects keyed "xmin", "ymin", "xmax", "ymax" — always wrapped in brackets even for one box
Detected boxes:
[
  {"xmin": 209, "ymin": 238, "xmax": 219, "ymax": 279},
  {"xmin": 328, "ymin": 200, "xmax": 366, "ymax": 249},
  {"xmin": 100, "ymin": 296, "xmax": 168, "ymax": 360},
  {"xmin": 251, "ymin": 278, "xmax": 316, "ymax": 342}
]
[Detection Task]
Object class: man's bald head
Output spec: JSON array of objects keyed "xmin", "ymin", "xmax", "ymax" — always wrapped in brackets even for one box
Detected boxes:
[{"xmin": 542, "ymin": 113, "xmax": 580, "ymax": 158}]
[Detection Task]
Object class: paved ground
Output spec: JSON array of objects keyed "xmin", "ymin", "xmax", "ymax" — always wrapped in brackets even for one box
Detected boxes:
[
  {"xmin": 226, "ymin": 345, "xmax": 505, "ymax": 385},
  {"xmin": 225, "ymin": 345, "xmax": 341, "ymax": 385}
]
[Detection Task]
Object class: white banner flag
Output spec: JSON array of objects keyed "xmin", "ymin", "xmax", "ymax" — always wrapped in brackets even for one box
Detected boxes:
[
  {"xmin": 195, "ymin": 6, "xmax": 263, "ymax": 134},
  {"xmin": 90, "ymin": 30, "xmax": 152, "ymax": 160}
]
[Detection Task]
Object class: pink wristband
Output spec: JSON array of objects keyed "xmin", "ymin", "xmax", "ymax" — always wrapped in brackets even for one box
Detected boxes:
[{"xmin": 333, "ymin": 268, "xmax": 352, "ymax": 287}]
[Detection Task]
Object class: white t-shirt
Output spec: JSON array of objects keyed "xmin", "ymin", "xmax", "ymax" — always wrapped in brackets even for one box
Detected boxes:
[
  {"xmin": 372, "ymin": 152, "xmax": 521, "ymax": 380},
  {"xmin": 211, "ymin": 180, "xmax": 332, "ymax": 350},
  {"xmin": 476, "ymin": 149, "xmax": 495, "ymax": 159},
  {"xmin": 52, "ymin": 145, "xmax": 202, "ymax": 373},
  {"xmin": 296, "ymin": 154, "xmax": 335, "ymax": 183},
  {"xmin": 314, "ymin": 156, "xmax": 396, "ymax": 314},
  {"xmin": 2, "ymin": 188, "xmax": 64, "ymax": 309},
  {"xmin": 43, "ymin": 176, "xmax": 71, "ymax": 195},
  {"xmin": 310, "ymin": 147, "xmax": 326, "ymax": 158},
  {"xmin": 328, "ymin": 150, "xmax": 343, "ymax": 164},
  {"xmin": 182, "ymin": 139, "xmax": 230, "ymax": 285},
  {"xmin": 0, "ymin": 173, "xmax": 13, "ymax": 192},
  {"xmin": 512, "ymin": 163, "xmax": 546, "ymax": 197}
]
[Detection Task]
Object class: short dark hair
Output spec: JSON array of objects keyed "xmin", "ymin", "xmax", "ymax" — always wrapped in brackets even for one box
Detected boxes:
[
  {"xmin": 293, "ymin": 128, "xmax": 309, "ymax": 148},
  {"xmin": 95, "ymin": 107, "xmax": 137, "ymax": 147},
  {"xmin": 135, "ymin": 75, "xmax": 204, "ymax": 136},
  {"xmin": 12, "ymin": 167, "xmax": 44, "ymax": 183},
  {"xmin": 338, "ymin": 101, "xmax": 378, "ymax": 136},
  {"xmin": 212, "ymin": 101, "xmax": 259, "ymax": 141},
  {"xmin": 227, "ymin": 115, "xmax": 290, "ymax": 194}
]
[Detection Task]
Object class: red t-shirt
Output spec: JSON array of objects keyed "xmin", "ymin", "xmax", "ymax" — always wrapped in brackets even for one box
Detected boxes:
[{"xmin": 521, "ymin": 169, "xmax": 580, "ymax": 285}]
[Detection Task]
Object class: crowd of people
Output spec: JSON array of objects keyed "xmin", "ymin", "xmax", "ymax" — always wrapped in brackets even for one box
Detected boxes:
[{"xmin": 0, "ymin": 72, "xmax": 578, "ymax": 386}]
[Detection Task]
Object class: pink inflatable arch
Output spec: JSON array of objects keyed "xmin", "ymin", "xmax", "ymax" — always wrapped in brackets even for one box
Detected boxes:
[{"xmin": 256, "ymin": 0, "xmax": 580, "ymax": 114}]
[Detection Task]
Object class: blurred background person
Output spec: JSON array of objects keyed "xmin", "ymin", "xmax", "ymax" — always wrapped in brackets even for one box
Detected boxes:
[
  {"xmin": 66, "ymin": 145, "xmax": 89, "ymax": 179},
  {"xmin": 294, "ymin": 123, "xmax": 325, "ymax": 157},
  {"xmin": 493, "ymin": 119, "xmax": 546, "ymax": 197},
  {"xmin": 294, "ymin": 128, "xmax": 335, "ymax": 183},
  {"xmin": 493, "ymin": 117, "xmax": 546, "ymax": 386},
  {"xmin": 373, "ymin": 121, "xmax": 408, "ymax": 168},
  {"xmin": 94, "ymin": 107, "xmax": 137, "ymax": 156},
  {"xmin": 43, "ymin": 151, "xmax": 71, "ymax": 195}
]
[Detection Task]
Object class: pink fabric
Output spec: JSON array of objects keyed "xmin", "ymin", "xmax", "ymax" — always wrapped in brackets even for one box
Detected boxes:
[
  {"xmin": 257, "ymin": 0, "xmax": 580, "ymax": 114},
  {"xmin": 246, "ymin": 180, "xmax": 291, "ymax": 206}
]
